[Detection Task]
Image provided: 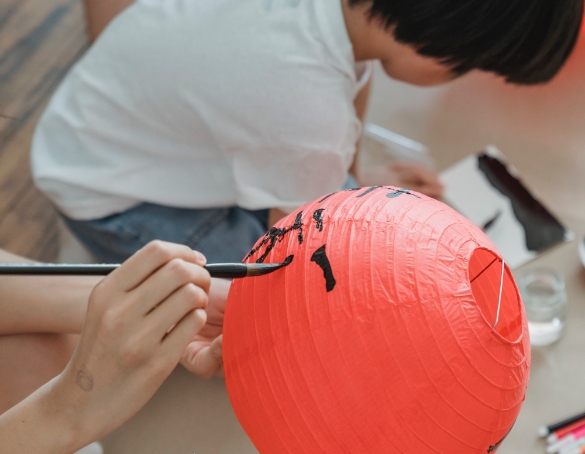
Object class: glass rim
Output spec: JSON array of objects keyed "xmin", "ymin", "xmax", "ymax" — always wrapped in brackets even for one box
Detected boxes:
[{"xmin": 518, "ymin": 267, "xmax": 566, "ymax": 307}]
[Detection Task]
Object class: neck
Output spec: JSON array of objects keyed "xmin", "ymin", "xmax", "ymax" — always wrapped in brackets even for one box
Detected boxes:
[{"xmin": 341, "ymin": 0, "xmax": 386, "ymax": 61}]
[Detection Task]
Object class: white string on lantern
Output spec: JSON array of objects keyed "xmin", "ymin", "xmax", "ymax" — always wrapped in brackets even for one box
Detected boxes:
[{"xmin": 493, "ymin": 259, "xmax": 506, "ymax": 328}]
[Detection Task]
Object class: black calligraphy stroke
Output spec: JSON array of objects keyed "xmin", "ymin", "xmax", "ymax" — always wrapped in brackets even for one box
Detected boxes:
[
  {"xmin": 386, "ymin": 188, "xmax": 421, "ymax": 199},
  {"xmin": 318, "ymin": 192, "xmax": 337, "ymax": 203},
  {"xmin": 245, "ymin": 211, "xmax": 304, "ymax": 263},
  {"xmin": 245, "ymin": 185, "xmax": 419, "ymax": 274},
  {"xmin": 318, "ymin": 187, "xmax": 360, "ymax": 203},
  {"xmin": 487, "ymin": 423, "xmax": 515, "ymax": 453},
  {"xmin": 320, "ymin": 186, "xmax": 420, "ymax": 204},
  {"xmin": 313, "ymin": 209, "xmax": 325, "ymax": 232},
  {"xmin": 357, "ymin": 186, "xmax": 382, "ymax": 198},
  {"xmin": 311, "ymin": 245, "xmax": 336, "ymax": 292}
]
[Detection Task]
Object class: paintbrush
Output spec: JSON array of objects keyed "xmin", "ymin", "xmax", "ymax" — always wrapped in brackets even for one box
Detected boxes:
[{"xmin": 0, "ymin": 255, "xmax": 294, "ymax": 279}]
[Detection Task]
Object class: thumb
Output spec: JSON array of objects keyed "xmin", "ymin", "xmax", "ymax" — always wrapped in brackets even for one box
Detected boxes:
[{"xmin": 180, "ymin": 336, "xmax": 223, "ymax": 379}]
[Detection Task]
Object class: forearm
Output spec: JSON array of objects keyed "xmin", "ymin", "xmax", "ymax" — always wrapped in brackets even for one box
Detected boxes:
[
  {"xmin": 0, "ymin": 375, "xmax": 86, "ymax": 454},
  {"xmin": 83, "ymin": 0, "xmax": 135, "ymax": 43},
  {"xmin": 350, "ymin": 76, "xmax": 372, "ymax": 180},
  {"xmin": 0, "ymin": 249, "xmax": 101, "ymax": 335},
  {"xmin": 0, "ymin": 241, "xmax": 220, "ymax": 453}
]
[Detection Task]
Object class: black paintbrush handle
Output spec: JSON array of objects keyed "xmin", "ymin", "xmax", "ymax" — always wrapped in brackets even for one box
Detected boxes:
[
  {"xmin": 0, "ymin": 263, "xmax": 249, "ymax": 279},
  {"xmin": 0, "ymin": 264, "xmax": 118, "ymax": 275}
]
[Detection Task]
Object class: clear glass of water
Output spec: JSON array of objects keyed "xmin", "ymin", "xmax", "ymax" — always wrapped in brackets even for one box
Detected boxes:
[{"xmin": 518, "ymin": 268, "xmax": 568, "ymax": 346}]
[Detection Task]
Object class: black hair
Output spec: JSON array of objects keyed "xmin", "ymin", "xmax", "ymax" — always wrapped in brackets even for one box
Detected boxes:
[{"xmin": 348, "ymin": 0, "xmax": 583, "ymax": 84}]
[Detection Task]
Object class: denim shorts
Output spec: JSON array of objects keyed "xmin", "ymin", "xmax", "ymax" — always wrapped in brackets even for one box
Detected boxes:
[
  {"xmin": 62, "ymin": 204, "xmax": 270, "ymax": 263},
  {"xmin": 62, "ymin": 176, "xmax": 359, "ymax": 264}
]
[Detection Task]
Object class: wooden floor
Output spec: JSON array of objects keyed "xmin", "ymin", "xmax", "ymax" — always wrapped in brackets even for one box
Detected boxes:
[{"xmin": 0, "ymin": 0, "xmax": 87, "ymax": 262}]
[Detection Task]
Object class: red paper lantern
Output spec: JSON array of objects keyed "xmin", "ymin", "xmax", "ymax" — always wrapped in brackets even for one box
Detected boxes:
[{"xmin": 224, "ymin": 187, "xmax": 530, "ymax": 454}]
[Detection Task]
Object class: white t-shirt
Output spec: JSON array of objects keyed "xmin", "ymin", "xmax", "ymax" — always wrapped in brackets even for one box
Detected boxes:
[{"xmin": 31, "ymin": 0, "xmax": 372, "ymax": 220}]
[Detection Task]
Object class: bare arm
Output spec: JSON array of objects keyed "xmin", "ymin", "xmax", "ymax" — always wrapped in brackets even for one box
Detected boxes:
[
  {"xmin": 0, "ymin": 249, "xmax": 100, "ymax": 335},
  {"xmin": 0, "ymin": 241, "xmax": 211, "ymax": 453},
  {"xmin": 83, "ymin": 0, "xmax": 134, "ymax": 43},
  {"xmin": 350, "ymin": 76, "xmax": 444, "ymax": 198},
  {"xmin": 349, "ymin": 76, "xmax": 372, "ymax": 178}
]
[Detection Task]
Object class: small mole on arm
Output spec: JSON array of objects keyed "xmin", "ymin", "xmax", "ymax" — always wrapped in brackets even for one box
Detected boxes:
[{"xmin": 76, "ymin": 366, "xmax": 94, "ymax": 392}]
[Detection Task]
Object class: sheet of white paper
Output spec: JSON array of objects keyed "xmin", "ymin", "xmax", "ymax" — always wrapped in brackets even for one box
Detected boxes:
[{"xmin": 441, "ymin": 146, "xmax": 567, "ymax": 269}]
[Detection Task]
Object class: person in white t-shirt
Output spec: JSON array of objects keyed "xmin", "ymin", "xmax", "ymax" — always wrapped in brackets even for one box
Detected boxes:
[{"xmin": 31, "ymin": 0, "xmax": 582, "ymax": 264}]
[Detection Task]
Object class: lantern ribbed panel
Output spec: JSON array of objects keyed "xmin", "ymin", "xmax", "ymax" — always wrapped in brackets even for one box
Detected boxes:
[{"xmin": 224, "ymin": 187, "xmax": 530, "ymax": 454}]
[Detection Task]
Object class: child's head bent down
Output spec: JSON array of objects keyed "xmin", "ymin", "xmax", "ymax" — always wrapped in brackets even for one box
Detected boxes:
[{"xmin": 344, "ymin": 0, "xmax": 583, "ymax": 86}]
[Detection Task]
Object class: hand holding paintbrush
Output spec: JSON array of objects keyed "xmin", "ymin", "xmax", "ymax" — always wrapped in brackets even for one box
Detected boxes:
[{"xmin": 0, "ymin": 241, "xmax": 241, "ymax": 452}]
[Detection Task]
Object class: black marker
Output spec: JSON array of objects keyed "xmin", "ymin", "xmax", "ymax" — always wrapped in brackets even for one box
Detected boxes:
[
  {"xmin": 538, "ymin": 411, "xmax": 585, "ymax": 438},
  {"xmin": 481, "ymin": 210, "xmax": 502, "ymax": 232},
  {"xmin": 0, "ymin": 256, "xmax": 294, "ymax": 279}
]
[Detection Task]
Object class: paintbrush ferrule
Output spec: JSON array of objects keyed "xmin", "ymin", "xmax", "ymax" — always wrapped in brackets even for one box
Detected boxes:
[
  {"xmin": 245, "ymin": 255, "xmax": 295, "ymax": 277},
  {"xmin": 203, "ymin": 263, "xmax": 248, "ymax": 278}
]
